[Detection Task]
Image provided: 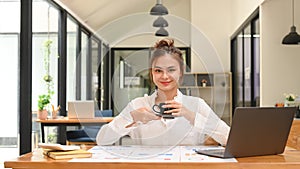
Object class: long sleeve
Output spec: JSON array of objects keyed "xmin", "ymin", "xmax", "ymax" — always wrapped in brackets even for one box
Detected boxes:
[
  {"xmin": 96, "ymin": 102, "xmax": 136, "ymax": 145},
  {"xmin": 193, "ymin": 98, "xmax": 230, "ymax": 145},
  {"xmin": 96, "ymin": 116, "xmax": 131, "ymax": 145}
]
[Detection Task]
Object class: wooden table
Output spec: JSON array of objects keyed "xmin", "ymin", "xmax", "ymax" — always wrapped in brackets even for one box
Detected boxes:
[
  {"xmin": 287, "ymin": 119, "xmax": 300, "ymax": 150},
  {"xmin": 4, "ymin": 147, "xmax": 300, "ymax": 169},
  {"xmin": 36, "ymin": 117, "xmax": 114, "ymax": 143}
]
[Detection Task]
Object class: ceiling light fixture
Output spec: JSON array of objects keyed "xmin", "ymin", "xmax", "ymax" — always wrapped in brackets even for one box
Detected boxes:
[
  {"xmin": 155, "ymin": 27, "xmax": 169, "ymax": 36},
  {"xmin": 153, "ymin": 16, "xmax": 168, "ymax": 27},
  {"xmin": 150, "ymin": 0, "xmax": 168, "ymax": 15},
  {"xmin": 282, "ymin": 0, "xmax": 300, "ymax": 45},
  {"xmin": 150, "ymin": 0, "xmax": 169, "ymax": 36}
]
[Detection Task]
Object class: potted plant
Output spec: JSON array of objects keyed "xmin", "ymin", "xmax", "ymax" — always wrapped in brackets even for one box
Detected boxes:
[
  {"xmin": 37, "ymin": 94, "xmax": 51, "ymax": 120},
  {"xmin": 201, "ymin": 79, "xmax": 207, "ymax": 87},
  {"xmin": 284, "ymin": 93, "xmax": 297, "ymax": 107}
]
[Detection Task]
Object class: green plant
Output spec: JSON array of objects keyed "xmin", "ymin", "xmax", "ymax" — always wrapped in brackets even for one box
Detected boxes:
[
  {"xmin": 37, "ymin": 39, "xmax": 55, "ymax": 111},
  {"xmin": 47, "ymin": 133, "xmax": 57, "ymax": 143},
  {"xmin": 284, "ymin": 93, "xmax": 297, "ymax": 102},
  {"xmin": 38, "ymin": 94, "xmax": 51, "ymax": 111}
]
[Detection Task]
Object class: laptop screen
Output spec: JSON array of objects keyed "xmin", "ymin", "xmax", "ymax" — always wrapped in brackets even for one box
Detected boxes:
[
  {"xmin": 68, "ymin": 101, "xmax": 95, "ymax": 119},
  {"xmin": 224, "ymin": 107, "xmax": 296, "ymax": 158}
]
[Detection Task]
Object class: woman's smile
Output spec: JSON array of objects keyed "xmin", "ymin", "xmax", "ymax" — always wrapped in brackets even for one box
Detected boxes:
[{"xmin": 160, "ymin": 81, "xmax": 172, "ymax": 86}]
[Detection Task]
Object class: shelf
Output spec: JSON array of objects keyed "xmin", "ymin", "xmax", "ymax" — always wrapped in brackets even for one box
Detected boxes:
[{"xmin": 180, "ymin": 72, "xmax": 232, "ymax": 124}]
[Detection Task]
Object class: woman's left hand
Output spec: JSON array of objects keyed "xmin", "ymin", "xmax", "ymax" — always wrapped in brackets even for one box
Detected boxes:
[{"xmin": 164, "ymin": 100, "xmax": 196, "ymax": 124}]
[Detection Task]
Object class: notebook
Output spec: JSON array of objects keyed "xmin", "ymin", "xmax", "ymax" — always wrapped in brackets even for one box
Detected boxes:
[
  {"xmin": 195, "ymin": 107, "xmax": 296, "ymax": 158},
  {"xmin": 68, "ymin": 100, "xmax": 95, "ymax": 119}
]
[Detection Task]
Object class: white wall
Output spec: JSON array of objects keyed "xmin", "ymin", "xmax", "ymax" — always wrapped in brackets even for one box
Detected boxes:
[
  {"xmin": 189, "ymin": 0, "xmax": 265, "ymax": 73},
  {"xmin": 230, "ymin": 0, "xmax": 265, "ymax": 35},
  {"xmin": 260, "ymin": 0, "xmax": 300, "ymax": 106},
  {"xmin": 190, "ymin": 0, "xmax": 231, "ymax": 73},
  {"xmin": 190, "ymin": 0, "xmax": 300, "ymax": 106}
]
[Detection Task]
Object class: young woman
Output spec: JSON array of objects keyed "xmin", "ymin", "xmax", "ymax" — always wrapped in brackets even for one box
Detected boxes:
[{"xmin": 96, "ymin": 39, "xmax": 230, "ymax": 146}]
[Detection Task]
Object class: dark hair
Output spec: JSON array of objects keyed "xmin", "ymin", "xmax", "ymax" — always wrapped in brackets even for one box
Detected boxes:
[
  {"xmin": 149, "ymin": 39, "xmax": 184, "ymax": 90},
  {"xmin": 150, "ymin": 38, "xmax": 184, "ymax": 73}
]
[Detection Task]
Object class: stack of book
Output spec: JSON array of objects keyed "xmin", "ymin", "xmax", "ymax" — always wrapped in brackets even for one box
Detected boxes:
[
  {"xmin": 42, "ymin": 149, "xmax": 92, "ymax": 160},
  {"xmin": 38, "ymin": 143, "xmax": 92, "ymax": 160}
]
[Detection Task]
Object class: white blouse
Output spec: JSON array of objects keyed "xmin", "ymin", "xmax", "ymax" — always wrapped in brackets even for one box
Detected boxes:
[{"xmin": 96, "ymin": 90, "xmax": 230, "ymax": 146}]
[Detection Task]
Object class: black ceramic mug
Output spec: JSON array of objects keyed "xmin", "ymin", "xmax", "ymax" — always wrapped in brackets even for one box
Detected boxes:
[{"xmin": 152, "ymin": 103, "xmax": 175, "ymax": 119}]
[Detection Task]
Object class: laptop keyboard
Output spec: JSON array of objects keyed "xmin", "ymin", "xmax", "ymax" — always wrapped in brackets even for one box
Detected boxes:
[{"xmin": 196, "ymin": 148, "xmax": 225, "ymax": 156}]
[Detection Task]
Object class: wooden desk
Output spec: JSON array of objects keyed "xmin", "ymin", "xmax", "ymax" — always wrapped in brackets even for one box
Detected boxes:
[
  {"xmin": 4, "ymin": 147, "xmax": 300, "ymax": 169},
  {"xmin": 36, "ymin": 117, "xmax": 114, "ymax": 143},
  {"xmin": 287, "ymin": 119, "xmax": 300, "ymax": 150}
]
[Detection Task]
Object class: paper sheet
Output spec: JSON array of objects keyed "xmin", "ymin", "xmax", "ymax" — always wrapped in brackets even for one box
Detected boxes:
[{"xmin": 69, "ymin": 145, "xmax": 237, "ymax": 163}]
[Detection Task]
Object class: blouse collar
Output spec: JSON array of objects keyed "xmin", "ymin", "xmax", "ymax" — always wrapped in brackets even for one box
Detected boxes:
[{"xmin": 149, "ymin": 89, "xmax": 183, "ymax": 105}]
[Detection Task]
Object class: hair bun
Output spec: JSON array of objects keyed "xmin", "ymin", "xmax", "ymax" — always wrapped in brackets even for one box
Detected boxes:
[{"xmin": 154, "ymin": 39, "xmax": 174, "ymax": 49}]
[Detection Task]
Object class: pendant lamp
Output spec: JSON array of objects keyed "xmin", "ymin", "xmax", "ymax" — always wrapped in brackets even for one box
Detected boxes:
[
  {"xmin": 155, "ymin": 27, "xmax": 169, "ymax": 36},
  {"xmin": 150, "ymin": 0, "xmax": 168, "ymax": 15},
  {"xmin": 282, "ymin": 0, "xmax": 300, "ymax": 44},
  {"xmin": 153, "ymin": 16, "xmax": 168, "ymax": 27}
]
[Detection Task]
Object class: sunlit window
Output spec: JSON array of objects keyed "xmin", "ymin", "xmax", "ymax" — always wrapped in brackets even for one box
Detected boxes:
[
  {"xmin": 66, "ymin": 16, "xmax": 78, "ymax": 103},
  {"xmin": 0, "ymin": 0, "xmax": 20, "ymax": 157}
]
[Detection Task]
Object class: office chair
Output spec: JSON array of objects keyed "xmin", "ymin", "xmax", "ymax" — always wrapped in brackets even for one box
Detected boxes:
[{"xmin": 66, "ymin": 109, "xmax": 113, "ymax": 145}]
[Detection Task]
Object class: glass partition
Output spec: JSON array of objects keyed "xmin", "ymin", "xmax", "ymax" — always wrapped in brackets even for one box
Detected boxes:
[
  {"xmin": 231, "ymin": 11, "xmax": 260, "ymax": 111},
  {"xmin": 81, "ymin": 31, "xmax": 88, "ymax": 100},
  {"xmin": 66, "ymin": 16, "xmax": 78, "ymax": 103},
  {"xmin": 91, "ymin": 39, "xmax": 100, "ymax": 109}
]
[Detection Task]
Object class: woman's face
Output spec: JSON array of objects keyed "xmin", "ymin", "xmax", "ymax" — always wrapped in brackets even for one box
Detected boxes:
[{"xmin": 151, "ymin": 54, "xmax": 182, "ymax": 92}]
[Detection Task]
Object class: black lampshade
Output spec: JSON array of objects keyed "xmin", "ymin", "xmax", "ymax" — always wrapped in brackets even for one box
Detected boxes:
[
  {"xmin": 155, "ymin": 27, "xmax": 169, "ymax": 36},
  {"xmin": 153, "ymin": 16, "xmax": 168, "ymax": 27},
  {"xmin": 282, "ymin": 26, "xmax": 300, "ymax": 44},
  {"xmin": 282, "ymin": 0, "xmax": 300, "ymax": 45},
  {"xmin": 150, "ymin": 1, "xmax": 168, "ymax": 15}
]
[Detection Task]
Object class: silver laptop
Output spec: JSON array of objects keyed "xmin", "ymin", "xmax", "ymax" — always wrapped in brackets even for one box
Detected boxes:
[
  {"xmin": 196, "ymin": 107, "xmax": 296, "ymax": 158},
  {"xmin": 68, "ymin": 100, "xmax": 95, "ymax": 119}
]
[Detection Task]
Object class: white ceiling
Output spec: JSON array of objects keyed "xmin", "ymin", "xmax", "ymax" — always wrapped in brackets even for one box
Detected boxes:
[{"xmin": 54, "ymin": 0, "xmax": 190, "ymax": 32}]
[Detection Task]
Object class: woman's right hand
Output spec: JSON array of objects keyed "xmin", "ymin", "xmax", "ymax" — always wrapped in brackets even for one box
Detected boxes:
[{"xmin": 130, "ymin": 107, "xmax": 160, "ymax": 124}]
